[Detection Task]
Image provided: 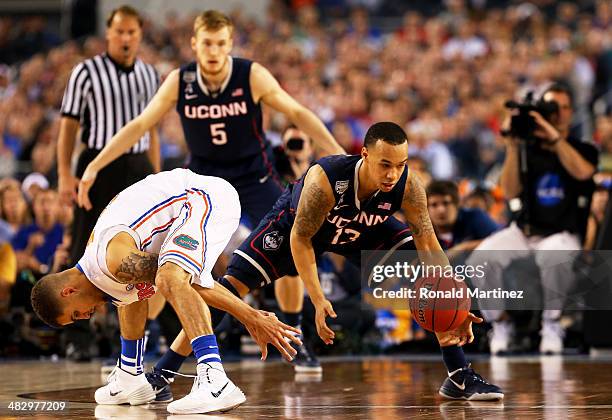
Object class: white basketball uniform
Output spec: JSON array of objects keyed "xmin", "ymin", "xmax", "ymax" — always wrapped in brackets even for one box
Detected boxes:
[{"xmin": 76, "ymin": 168, "xmax": 241, "ymax": 306}]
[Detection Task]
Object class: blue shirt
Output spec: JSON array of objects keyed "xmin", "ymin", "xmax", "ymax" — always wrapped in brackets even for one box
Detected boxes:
[
  {"xmin": 438, "ymin": 208, "xmax": 499, "ymax": 249},
  {"xmin": 11, "ymin": 223, "xmax": 64, "ymax": 265}
]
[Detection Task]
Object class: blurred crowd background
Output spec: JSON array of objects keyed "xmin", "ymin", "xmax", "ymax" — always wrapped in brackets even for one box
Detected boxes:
[{"xmin": 0, "ymin": 0, "xmax": 610, "ymax": 361}]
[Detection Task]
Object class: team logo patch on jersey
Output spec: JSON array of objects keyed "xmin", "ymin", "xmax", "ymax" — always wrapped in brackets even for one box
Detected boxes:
[
  {"xmin": 183, "ymin": 71, "xmax": 196, "ymax": 83},
  {"xmin": 173, "ymin": 234, "xmax": 200, "ymax": 251},
  {"xmin": 335, "ymin": 180, "xmax": 349, "ymax": 194},
  {"xmin": 126, "ymin": 284, "xmax": 134, "ymax": 291},
  {"xmin": 263, "ymin": 231, "xmax": 283, "ymax": 250}
]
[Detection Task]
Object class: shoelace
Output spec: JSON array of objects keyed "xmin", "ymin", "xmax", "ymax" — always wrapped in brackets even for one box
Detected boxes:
[
  {"xmin": 160, "ymin": 366, "xmax": 222, "ymax": 393},
  {"xmin": 106, "ymin": 367, "xmax": 119, "ymax": 384},
  {"xmin": 463, "ymin": 368, "xmax": 490, "ymax": 384},
  {"xmin": 150, "ymin": 370, "xmax": 175, "ymax": 386}
]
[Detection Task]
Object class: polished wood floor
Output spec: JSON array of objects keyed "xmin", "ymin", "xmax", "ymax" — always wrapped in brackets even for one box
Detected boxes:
[{"xmin": 1, "ymin": 355, "xmax": 612, "ymax": 419}]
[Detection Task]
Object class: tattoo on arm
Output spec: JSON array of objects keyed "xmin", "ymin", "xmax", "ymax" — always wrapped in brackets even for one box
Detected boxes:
[
  {"xmin": 294, "ymin": 182, "xmax": 333, "ymax": 238},
  {"xmin": 115, "ymin": 252, "xmax": 159, "ymax": 284},
  {"xmin": 403, "ymin": 172, "xmax": 435, "ymax": 238}
]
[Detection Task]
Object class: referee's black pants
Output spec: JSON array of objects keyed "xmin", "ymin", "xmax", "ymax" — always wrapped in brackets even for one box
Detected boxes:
[{"xmin": 66, "ymin": 149, "xmax": 153, "ymax": 359}]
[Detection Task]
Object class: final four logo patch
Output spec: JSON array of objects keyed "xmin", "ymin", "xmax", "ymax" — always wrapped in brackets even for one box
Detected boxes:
[
  {"xmin": 335, "ymin": 180, "xmax": 349, "ymax": 194},
  {"xmin": 173, "ymin": 234, "xmax": 200, "ymax": 251}
]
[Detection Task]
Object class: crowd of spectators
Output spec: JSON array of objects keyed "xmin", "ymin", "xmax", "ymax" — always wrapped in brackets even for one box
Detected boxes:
[{"xmin": 0, "ymin": 0, "xmax": 610, "ymax": 358}]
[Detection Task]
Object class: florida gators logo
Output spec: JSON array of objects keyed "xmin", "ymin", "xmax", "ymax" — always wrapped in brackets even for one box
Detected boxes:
[{"xmin": 173, "ymin": 234, "xmax": 199, "ymax": 251}]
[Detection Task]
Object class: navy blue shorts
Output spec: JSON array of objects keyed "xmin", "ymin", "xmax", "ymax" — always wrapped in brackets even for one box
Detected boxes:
[
  {"xmin": 188, "ymin": 155, "xmax": 283, "ymax": 228},
  {"xmin": 226, "ymin": 211, "xmax": 415, "ymax": 291}
]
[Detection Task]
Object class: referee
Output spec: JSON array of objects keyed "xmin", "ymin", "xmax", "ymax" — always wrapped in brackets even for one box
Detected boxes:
[
  {"xmin": 56, "ymin": 5, "xmax": 159, "ymax": 360},
  {"xmin": 57, "ymin": 5, "xmax": 160, "ymax": 265}
]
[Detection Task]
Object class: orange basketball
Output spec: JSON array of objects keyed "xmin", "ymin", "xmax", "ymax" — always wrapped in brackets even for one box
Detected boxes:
[{"xmin": 409, "ymin": 275, "xmax": 470, "ymax": 333}]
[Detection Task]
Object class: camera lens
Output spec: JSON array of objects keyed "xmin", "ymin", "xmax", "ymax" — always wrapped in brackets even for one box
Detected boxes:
[{"xmin": 286, "ymin": 138, "xmax": 305, "ymax": 151}]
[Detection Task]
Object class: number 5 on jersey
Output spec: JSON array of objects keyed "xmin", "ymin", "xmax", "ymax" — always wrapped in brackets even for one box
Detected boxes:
[{"xmin": 211, "ymin": 123, "xmax": 227, "ymax": 145}]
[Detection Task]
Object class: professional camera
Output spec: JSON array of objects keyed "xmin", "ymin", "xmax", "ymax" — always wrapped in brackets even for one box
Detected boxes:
[
  {"xmin": 502, "ymin": 92, "xmax": 559, "ymax": 142},
  {"xmin": 285, "ymin": 137, "xmax": 305, "ymax": 151}
]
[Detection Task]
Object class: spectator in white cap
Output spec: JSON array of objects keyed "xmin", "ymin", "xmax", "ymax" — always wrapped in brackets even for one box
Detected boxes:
[{"xmin": 21, "ymin": 172, "xmax": 49, "ymax": 203}]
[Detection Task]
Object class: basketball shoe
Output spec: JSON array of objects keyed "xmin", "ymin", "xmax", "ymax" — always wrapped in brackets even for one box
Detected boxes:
[
  {"xmin": 439, "ymin": 365, "xmax": 504, "ymax": 401},
  {"xmin": 291, "ymin": 340, "xmax": 322, "ymax": 374},
  {"xmin": 489, "ymin": 321, "xmax": 513, "ymax": 355},
  {"xmin": 539, "ymin": 319, "xmax": 564, "ymax": 355},
  {"xmin": 145, "ymin": 367, "xmax": 174, "ymax": 403},
  {"xmin": 166, "ymin": 363, "xmax": 246, "ymax": 414},
  {"xmin": 94, "ymin": 366, "xmax": 156, "ymax": 405}
]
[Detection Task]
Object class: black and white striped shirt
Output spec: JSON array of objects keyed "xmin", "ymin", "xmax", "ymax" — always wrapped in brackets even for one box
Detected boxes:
[{"xmin": 60, "ymin": 53, "xmax": 159, "ymax": 153}]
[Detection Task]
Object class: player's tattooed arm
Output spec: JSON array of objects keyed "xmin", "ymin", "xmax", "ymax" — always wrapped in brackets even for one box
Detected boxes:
[
  {"xmin": 294, "ymin": 167, "xmax": 335, "ymax": 238},
  {"xmin": 106, "ymin": 232, "xmax": 159, "ymax": 284},
  {"xmin": 115, "ymin": 252, "xmax": 159, "ymax": 284},
  {"xmin": 291, "ymin": 165, "xmax": 336, "ymax": 321},
  {"xmin": 402, "ymin": 171, "xmax": 435, "ymax": 237},
  {"xmin": 401, "ymin": 171, "xmax": 448, "ymax": 266}
]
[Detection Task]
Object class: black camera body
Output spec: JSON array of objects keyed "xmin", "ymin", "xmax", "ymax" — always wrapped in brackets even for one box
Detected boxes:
[
  {"xmin": 502, "ymin": 92, "xmax": 559, "ymax": 143},
  {"xmin": 286, "ymin": 137, "xmax": 305, "ymax": 151}
]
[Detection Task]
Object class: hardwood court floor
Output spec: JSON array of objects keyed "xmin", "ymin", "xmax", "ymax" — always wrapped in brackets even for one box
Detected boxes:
[{"xmin": 1, "ymin": 355, "xmax": 612, "ymax": 419}]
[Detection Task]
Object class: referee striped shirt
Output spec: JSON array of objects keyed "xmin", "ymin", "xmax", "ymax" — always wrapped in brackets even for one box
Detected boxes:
[{"xmin": 60, "ymin": 53, "xmax": 159, "ymax": 154}]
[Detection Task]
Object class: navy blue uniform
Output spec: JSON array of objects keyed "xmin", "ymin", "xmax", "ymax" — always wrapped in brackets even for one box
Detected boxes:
[
  {"xmin": 177, "ymin": 57, "xmax": 282, "ymax": 225},
  {"xmin": 227, "ymin": 155, "xmax": 416, "ymax": 290}
]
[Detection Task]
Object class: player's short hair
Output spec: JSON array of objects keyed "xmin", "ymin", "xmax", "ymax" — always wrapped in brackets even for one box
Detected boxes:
[
  {"xmin": 106, "ymin": 5, "xmax": 144, "ymax": 28},
  {"xmin": 193, "ymin": 10, "xmax": 233, "ymax": 36},
  {"xmin": 364, "ymin": 122, "xmax": 408, "ymax": 148},
  {"xmin": 30, "ymin": 273, "xmax": 65, "ymax": 328},
  {"xmin": 426, "ymin": 180, "xmax": 459, "ymax": 205}
]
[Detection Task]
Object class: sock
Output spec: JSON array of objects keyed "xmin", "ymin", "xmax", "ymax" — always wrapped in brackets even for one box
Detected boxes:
[
  {"xmin": 119, "ymin": 336, "xmax": 146, "ymax": 375},
  {"xmin": 283, "ymin": 312, "xmax": 302, "ymax": 329},
  {"xmin": 191, "ymin": 334, "xmax": 224, "ymax": 372},
  {"xmin": 155, "ymin": 348, "xmax": 188, "ymax": 379},
  {"xmin": 441, "ymin": 345, "xmax": 468, "ymax": 375}
]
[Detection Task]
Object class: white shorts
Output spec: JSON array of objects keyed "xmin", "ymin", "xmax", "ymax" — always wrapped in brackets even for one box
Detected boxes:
[{"xmin": 158, "ymin": 180, "xmax": 240, "ymax": 288}]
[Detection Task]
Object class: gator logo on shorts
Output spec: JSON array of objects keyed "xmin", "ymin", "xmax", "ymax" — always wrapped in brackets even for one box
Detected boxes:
[
  {"xmin": 173, "ymin": 234, "xmax": 199, "ymax": 251},
  {"xmin": 263, "ymin": 231, "xmax": 283, "ymax": 251}
]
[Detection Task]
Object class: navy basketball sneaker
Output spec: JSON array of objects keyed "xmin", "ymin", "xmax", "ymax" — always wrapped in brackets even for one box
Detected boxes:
[
  {"xmin": 291, "ymin": 340, "xmax": 322, "ymax": 374},
  {"xmin": 439, "ymin": 365, "xmax": 504, "ymax": 401},
  {"xmin": 145, "ymin": 367, "xmax": 174, "ymax": 403}
]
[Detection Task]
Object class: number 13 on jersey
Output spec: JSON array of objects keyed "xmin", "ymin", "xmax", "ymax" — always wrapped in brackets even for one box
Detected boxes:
[{"xmin": 210, "ymin": 123, "xmax": 227, "ymax": 145}]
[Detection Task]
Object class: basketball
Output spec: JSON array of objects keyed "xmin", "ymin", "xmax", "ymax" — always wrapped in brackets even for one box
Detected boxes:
[{"xmin": 409, "ymin": 275, "xmax": 471, "ymax": 333}]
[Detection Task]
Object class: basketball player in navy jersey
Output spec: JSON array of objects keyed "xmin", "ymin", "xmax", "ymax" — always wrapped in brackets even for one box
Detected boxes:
[
  {"xmin": 78, "ymin": 10, "xmax": 343, "ymax": 383},
  {"xmin": 152, "ymin": 122, "xmax": 504, "ymax": 401}
]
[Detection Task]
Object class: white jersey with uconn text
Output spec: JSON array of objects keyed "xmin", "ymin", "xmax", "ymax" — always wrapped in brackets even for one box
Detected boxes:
[{"xmin": 76, "ymin": 169, "xmax": 241, "ymax": 306}]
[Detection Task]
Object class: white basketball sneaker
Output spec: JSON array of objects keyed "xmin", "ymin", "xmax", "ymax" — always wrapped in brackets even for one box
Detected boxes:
[
  {"xmin": 167, "ymin": 363, "xmax": 246, "ymax": 414},
  {"xmin": 539, "ymin": 319, "xmax": 564, "ymax": 355},
  {"xmin": 95, "ymin": 366, "xmax": 156, "ymax": 406},
  {"xmin": 489, "ymin": 321, "xmax": 513, "ymax": 355}
]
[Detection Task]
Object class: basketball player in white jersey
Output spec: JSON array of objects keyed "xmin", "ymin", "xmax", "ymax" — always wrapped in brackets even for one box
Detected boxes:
[{"xmin": 30, "ymin": 169, "xmax": 301, "ymax": 415}]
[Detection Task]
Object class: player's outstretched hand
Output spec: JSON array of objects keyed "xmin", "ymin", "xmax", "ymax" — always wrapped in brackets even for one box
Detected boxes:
[
  {"xmin": 314, "ymin": 299, "xmax": 337, "ymax": 345},
  {"xmin": 77, "ymin": 166, "xmax": 98, "ymax": 211},
  {"xmin": 436, "ymin": 312, "xmax": 483, "ymax": 347},
  {"xmin": 246, "ymin": 310, "xmax": 302, "ymax": 362}
]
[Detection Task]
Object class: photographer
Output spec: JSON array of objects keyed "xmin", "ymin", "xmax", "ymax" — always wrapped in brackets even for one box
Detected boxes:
[
  {"xmin": 274, "ymin": 126, "xmax": 315, "ymax": 184},
  {"xmin": 468, "ymin": 83, "xmax": 599, "ymax": 355}
]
